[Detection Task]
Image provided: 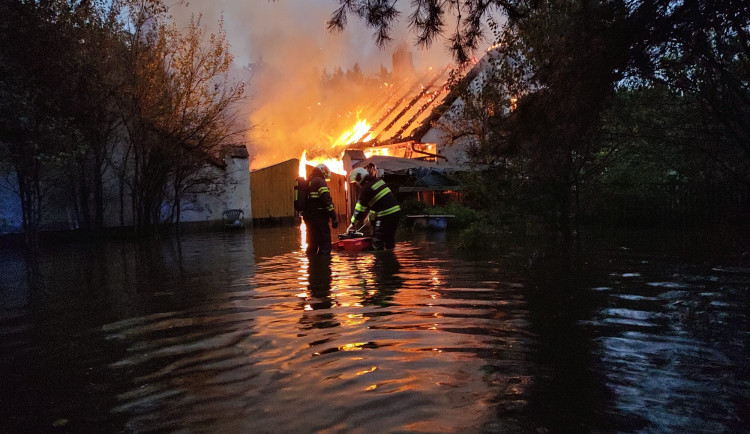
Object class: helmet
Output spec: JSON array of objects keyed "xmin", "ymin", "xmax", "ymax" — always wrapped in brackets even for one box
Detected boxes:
[
  {"xmin": 349, "ymin": 167, "xmax": 368, "ymax": 185},
  {"xmin": 315, "ymin": 163, "xmax": 331, "ymax": 181}
]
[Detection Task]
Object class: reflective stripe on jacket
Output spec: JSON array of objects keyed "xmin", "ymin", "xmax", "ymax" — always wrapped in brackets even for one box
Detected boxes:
[
  {"xmin": 351, "ymin": 176, "xmax": 400, "ymax": 224},
  {"xmin": 305, "ymin": 175, "xmax": 336, "ymax": 218}
]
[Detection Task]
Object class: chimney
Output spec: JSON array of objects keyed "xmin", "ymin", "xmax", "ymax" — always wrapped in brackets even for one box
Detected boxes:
[{"xmin": 392, "ymin": 42, "xmax": 414, "ymax": 78}]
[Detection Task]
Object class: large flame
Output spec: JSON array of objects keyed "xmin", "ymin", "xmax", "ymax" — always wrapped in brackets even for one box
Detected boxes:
[
  {"xmin": 298, "ymin": 117, "xmax": 375, "ymax": 177},
  {"xmin": 331, "ymin": 118, "xmax": 372, "ymax": 148},
  {"xmin": 299, "ymin": 152, "xmax": 308, "ymax": 177},
  {"xmin": 299, "ymin": 150, "xmax": 345, "ymax": 177}
]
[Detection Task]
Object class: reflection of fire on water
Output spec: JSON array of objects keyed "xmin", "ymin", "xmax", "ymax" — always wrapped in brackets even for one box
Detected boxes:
[{"xmin": 300, "ymin": 220, "xmax": 308, "ymax": 250}]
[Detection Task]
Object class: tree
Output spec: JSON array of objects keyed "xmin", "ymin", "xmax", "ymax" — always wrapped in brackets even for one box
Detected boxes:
[
  {"xmin": 328, "ymin": 1, "xmax": 630, "ymax": 240},
  {"xmin": 115, "ymin": 0, "xmax": 246, "ymax": 233},
  {"xmin": 328, "ymin": 0, "xmax": 750, "ymax": 235},
  {"xmin": 637, "ymin": 1, "xmax": 750, "ymax": 186},
  {"xmin": 0, "ymin": 0, "xmax": 85, "ymax": 253},
  {"xmin": 64, "ymin": 0, "xmax": 129, "ymax": 232},
  {"xmin": 0, "ymin": 0, "xmax": 249, "ymax": 249},
  {"xmin": 347, "ymin": 63, "xmax": 364, "ymax": 83}
]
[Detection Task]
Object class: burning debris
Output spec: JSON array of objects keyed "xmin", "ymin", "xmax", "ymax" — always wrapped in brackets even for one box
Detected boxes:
[
  {"xmin": 248, "ymin": 46, "xmax": 477, "ymax": 227},
  {"xmin": 250, "ymin": 45, "xmax": 470, "ymax": 173}
]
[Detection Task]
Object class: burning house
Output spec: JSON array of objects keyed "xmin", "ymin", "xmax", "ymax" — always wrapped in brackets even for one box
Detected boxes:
[{"xmin": 250, "ymin": 45, "xmax": 485, "ymax": 223}]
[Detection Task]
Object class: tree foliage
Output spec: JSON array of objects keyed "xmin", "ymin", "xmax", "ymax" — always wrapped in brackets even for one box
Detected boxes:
[
  {"xmin": 330, "ymin": 0, "xmax": 750, "ymax": 232},
  {"xmin": 0, "ymin": 0, "xmax": 87, "ymax": 252},
  {"xmin": 117, "ymin": 1, "xmax": 246, "ymax": 232},
  {"xmin": 0, "ymin": 0, "xmax": 248, "ymax": 249}
]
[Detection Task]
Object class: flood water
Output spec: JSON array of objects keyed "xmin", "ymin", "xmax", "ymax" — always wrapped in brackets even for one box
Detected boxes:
[{"xmin": 1, "ymin": 224, "xmax": 748, "ymax": 433}]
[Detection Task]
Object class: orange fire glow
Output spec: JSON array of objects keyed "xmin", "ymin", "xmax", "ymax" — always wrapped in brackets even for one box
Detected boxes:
[
  {"xmin": 299, "ymin": 152, "xmax": 308, "ymax": 177},
  {"xmin": 298, "ymin": 117, "xmax": 376, "ymax": 178},
  {"xmin": 363, "ymin": 147, "xmax": 389, "ymax": 158},
  {"xmin": 331, "ymin": 118, "xmax": 372, "ymax": 149},
  {"xmin": 299, "ymin": 150, "xmax": 346, "ymax": 177},
  {"xmin": 299, "ymin": 220, "xmax": 308, "ymax": 250}
]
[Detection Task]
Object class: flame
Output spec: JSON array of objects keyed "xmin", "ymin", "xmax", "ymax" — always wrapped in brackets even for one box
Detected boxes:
[
  {"xmin": 299, "ymin": 151, "xmax": 308, "ymax": 177},
  {"xmin": 299, "ymin": 150, "xmax": 345, "ymax": 176},
  {"xmin": 363, "ymin": 147, "xmax": 390, "ymax": 158},
  {"xmin": 312, "ymin": 157, "xmax": 345, "ymax": 175},
  {"xmin": 331, "ymin": 118, "xmax": 372, "ymax": 148},
  {"xmin": 297, "ymin": 117, "xmax": 376, "ymax": 178}
]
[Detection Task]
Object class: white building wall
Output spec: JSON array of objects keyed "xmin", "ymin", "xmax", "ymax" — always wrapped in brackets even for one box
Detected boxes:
[
  {"xmin": 0, "ymin": 147, "xmax": 251, "ymax": 233},
  {"xmin": 417, "ymin": 50, "xmax": 504, "ymax": 167},
  {"xmin": 178, "ymin": 152, "xmax": 251, "ymax": 224},
  {"xmin": 421, "ymin": 120, "xmax": 475, "ymax": 166},
  {"xmin": 0, "ymin": 172, "xmax": 22, "ymax": 234}
]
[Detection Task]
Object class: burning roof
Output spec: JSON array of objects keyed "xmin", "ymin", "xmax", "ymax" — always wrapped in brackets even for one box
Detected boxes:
[
  {"xmin": 349, "ymin": 65, "xmax": 455, "ymax": 147},
  {"xmin": 249, "ymin": 51, "xmax": 470, "ymax": 172}
]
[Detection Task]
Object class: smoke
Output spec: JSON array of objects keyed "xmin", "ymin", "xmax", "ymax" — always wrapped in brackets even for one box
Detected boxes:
[{"xmin": 169, "ymin": 1, "xmax": 456, "ymax": 168}]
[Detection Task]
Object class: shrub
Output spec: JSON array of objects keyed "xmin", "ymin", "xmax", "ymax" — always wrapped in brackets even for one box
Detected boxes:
[
  {"xmin": 425, "ymin": 202, "xmax": 484, "ymax": 230},
  {"xmin": 398, "ymin": 198, "xmax": 427, "ymax": 217},
  {"xmin": 455, "ymin": 221, "xmax": 503, "ymax": 250}
]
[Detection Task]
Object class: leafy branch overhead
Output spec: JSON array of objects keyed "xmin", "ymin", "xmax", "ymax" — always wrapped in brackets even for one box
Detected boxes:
[{"xmin": 328, "ymin": 0, "xmax": 749, "ymax": 233}]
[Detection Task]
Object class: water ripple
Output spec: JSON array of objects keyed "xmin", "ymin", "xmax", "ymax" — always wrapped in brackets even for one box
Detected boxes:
[
  {"xmin": 98, "ymin": 245, "xmax": 533, "ymax": 432},
  {"xmin": 2, "ymin": 228, "xmax": 747, "ymax": 433}
]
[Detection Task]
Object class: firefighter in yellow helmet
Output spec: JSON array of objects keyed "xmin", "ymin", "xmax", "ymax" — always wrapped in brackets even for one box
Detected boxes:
[
  {"xmin": 348, "ymin": 163, "xmax": 401, "ymax": 250},
  {"xmin": 303, "ymin": 163, "xmax": 338, "ymax": 255}
]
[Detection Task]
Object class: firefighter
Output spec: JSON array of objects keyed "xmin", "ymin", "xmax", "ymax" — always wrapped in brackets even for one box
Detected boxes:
[
  {"xmin": 303, "ymin": 163, "xmax": 338, "ymax": 255},
  {"xmin": 347, "ymin": 164, "xmax": 401, "ymax": 250}
]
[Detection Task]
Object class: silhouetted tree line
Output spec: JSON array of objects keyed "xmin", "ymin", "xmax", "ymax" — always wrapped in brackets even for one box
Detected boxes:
[
  {"xmin": 320, "ymin": 63, "xmax": 369, "ymax": 85},
  {"xmin": 329, "ymin": 0, "xmax": 749, "ymax": 239},
  {"xmin": 0, "ymin": 0, "xmax": 247, "ymax": 253}
]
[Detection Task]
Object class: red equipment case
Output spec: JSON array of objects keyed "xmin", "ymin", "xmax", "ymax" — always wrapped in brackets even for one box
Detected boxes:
[{"xmin": 333, "ymin": 237, "xmax": 372, "ymax": 253}]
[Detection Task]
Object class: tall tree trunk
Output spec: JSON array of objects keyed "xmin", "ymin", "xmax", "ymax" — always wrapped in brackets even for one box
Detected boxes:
[
  {"xmin": 174, "ymin": 191, "xmax": 182, "ymax": 234},
  {"xmin": 558, "ymin": 183, "xmax": 572, "ymax": 248},
  {"xmin": 94, "ymin": 146, "xmax": 105, "ymax": 230},
  {"xmin": 78, "ymin": 156, "xmax": 92, "ymax": 231},
  {"xmin": 18, "ymin": 167, "xmax": 41, "ymax": 258}
]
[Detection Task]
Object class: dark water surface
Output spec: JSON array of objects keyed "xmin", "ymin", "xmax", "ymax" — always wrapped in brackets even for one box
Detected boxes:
[{"xmin": 1, "ymin": 225, "xmax": 748, "ymax": 433}]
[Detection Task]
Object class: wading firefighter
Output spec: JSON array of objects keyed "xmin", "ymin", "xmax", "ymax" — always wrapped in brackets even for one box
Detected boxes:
[
  {"xmin": 303, "ymin": 164, "xmax": 338, "ymax": 255},
  {"xmin": 347, "ymin": 163, "xmax": 401, "ymax": 250}
]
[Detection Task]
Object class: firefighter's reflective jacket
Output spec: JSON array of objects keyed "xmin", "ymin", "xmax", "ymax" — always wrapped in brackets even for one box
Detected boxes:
[
  {"xmin": 304, "ymin": 172, "xmax": 336, "ymax": 220},
  {"xmin": 351, "ymin": 175, "xmax": 401, "ymax": 224}
]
